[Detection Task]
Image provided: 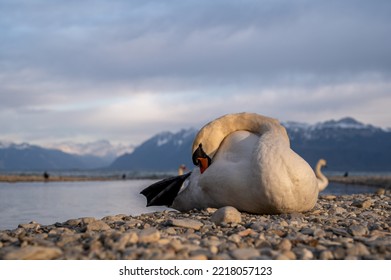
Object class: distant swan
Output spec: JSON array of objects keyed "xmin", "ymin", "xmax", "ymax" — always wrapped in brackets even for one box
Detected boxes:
[
  {"xmin": 141, "ymin": 113, "xmax": 319, "ymax": 214},
  {"xmin": 315, "ymin": 159, "xmax": 328, "ymax": 192}
]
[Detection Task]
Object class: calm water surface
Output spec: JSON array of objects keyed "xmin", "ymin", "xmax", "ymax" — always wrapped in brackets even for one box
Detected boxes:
[
  {"xmin": 0, "ymin": 180, "xmax": 379, "ymax": 230},
  {"xmin": 0, "ymin": 180, "xmax": 168, "ymax": 230}
]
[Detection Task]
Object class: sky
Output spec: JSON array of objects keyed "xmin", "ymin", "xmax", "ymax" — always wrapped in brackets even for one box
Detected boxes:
[{"xmin": 1, "ymin": 0, "xmax": 390, "ymax": 150}]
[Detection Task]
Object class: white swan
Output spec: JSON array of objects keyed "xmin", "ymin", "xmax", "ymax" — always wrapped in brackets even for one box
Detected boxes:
[
  {"xmin": 315, "ymin": 159, "xmax": 328, "ymax": 192},
  {"xmin": 141, "ymin": 112, "xmax": 319, "ymax": 214}
]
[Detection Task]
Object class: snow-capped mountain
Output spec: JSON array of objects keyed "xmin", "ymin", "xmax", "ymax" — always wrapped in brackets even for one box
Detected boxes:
[
  {"xmin": 46, "ymin": 140, "xmax": 135, "ymax": 162},
  {"xmin": 0, "ymin": 141, "xmax": 113, "ymax": 171},
  {"xmin": 110, "ymin": 117, "xmax": 391, "ymax": 172},
  {"xmin": 1, "ymin": 117, "xmax": 389, "ymax": 172},
  {"xmin": 109, "ymin": 128, "xmax": 197, "ymax": 171},
  {"xmin": 282, "ymin": 117, "xmax": 383, "ymax": 141}
]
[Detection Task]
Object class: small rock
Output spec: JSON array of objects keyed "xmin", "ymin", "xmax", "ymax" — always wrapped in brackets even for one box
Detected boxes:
[
  {"xmin": 294, "ymin": 248, "xmax": 314, "ymax": 260},
  {"xmin": 274, "ymin": 251, "xmax": 296, "ymax": 260},
  {"xmin": 18, "ymin": 222, "xmax": 40, "ymax": 230},
  {"xmin": 168, "ymin": 239, "xmax": 184, "ymax": 251},
  {"xmin": 228, "ymin": 234, "xmax": 241, "ymax": 243},
  {"xmin": 348, "ymin": 225, "xmax": 368, "ymax": 237},
  {"xmin": 168, "ymin": 218, "xmax": 203, "ymax": 230},
  {"xmin": 250, "ymin": 222, "xmax": 264, "ymax": 231},
  {"xmin": 333, "ymin": 207, "xmax": 347, "ymax": 215},
  {"xmin": 346, "ymin": 243, "xmax": 370, "ymax": 257},
  {"xmin": 3, "ymin": 246, "xmax": 62, "ymax": 260},
  {"xmin": 56, "ymin": 233, "xmax": 81, "ymax": 247},
  {"xmin": 300, "ymin": 228, "xmax": 314, "ymax": 236},
  {"xmin": 313, "ymin": 228, "xmax": 326, "ymax": 238},
  {"xmin": 85, "ymin": 220, "xmax": 111, "ymax": 232},
  {"xmin": 319, "ymin": 250, "xmax": 334, "ymax": 260},
  {"xmin": 164, "ymin": 227, "xmax": 177, "ymax": 235},
  {"xmin": 278, "ymin": 239, "xmax": 292, "ymax": 251},
  {"xmin": 205, "ymin": 208, "xmax": 217, "ymax": 214},
  {"xmin": 323, "ymin": 195, "xmax": 336, "ymax": 200},
  {"xmin": 238, "ymin": 229, "xmax": 255, "ymax": 237},
  {"xmin": 116, "ymin": 231, "xmax": 139, "ymax": 250},
  {"xmin": 211, "ymin": 206, "xmax": 242, "ymax": 225},
  {"xmin": 65, "ymin": 218, "xmax": 82, "ymax": 227},
  {"xmin": 376, "ymin": 188, "xmax": 385, "ymax": 195},
  {"xmin": 352, "ymin": 199, "xmax": 372, "ymax": 209},
  {"xmin": 81, "ymin": 217, "xmax": 97, "ymax": 224},
  {"xmin": 139, "ymin": 228, "xmax": 161, "ymax": 243},
  {"xmin": 230, "ymin": 248, "xmax": 260, "ymax": 260},
  {"xmin": 329, "ymin": 227, "xmax": 350, "ymax": 237}
]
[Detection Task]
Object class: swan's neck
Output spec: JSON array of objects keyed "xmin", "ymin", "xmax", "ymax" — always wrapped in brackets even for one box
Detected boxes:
[
  {"xmin": 316, "ymin": 162, "xmax": 328, "ymax": 191},
  {"xmin": 192, "ymin": 113, "xmax": 289, "ymax": 158}
]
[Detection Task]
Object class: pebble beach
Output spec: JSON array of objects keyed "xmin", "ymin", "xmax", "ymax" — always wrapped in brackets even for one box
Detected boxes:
[{"xmin": 0, "ymin": 187, "xmax": 390, "ymax": 260}]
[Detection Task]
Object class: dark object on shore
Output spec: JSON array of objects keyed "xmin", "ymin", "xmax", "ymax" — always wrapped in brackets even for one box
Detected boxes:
[
  {"xmin": 43, "ymin": 172, "xmax": 50, "ymax": 180},
  {"xmin": 122, "ymin": 174, "xmax": 126, "ymax": 180},
  {"xmin": 344, "ymin": 172, "xmax": 349, "ymax": 177}
]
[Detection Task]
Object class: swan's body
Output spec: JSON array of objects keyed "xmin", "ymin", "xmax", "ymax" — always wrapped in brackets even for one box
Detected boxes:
[
  {"xmin": 141, "ymin": 113, "xmax": 319, "ymax": 214},
  {"xmin": 315, "ymin": 159, "xmax": 328, "ymax": 192}
]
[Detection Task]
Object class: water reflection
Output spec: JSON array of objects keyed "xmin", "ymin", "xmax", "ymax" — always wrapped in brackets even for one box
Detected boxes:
[{"xmin": 321, "ymin": 182, "xmax": 378, "ymax": 195}]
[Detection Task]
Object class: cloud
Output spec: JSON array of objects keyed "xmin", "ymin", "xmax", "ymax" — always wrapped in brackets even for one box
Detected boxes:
[{"xmin": 0, "ymin": 0, "xmax": 390, "ymax": 147}]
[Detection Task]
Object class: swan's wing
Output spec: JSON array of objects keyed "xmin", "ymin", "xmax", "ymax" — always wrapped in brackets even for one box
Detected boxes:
[{"xmin": 140, "ymin": 172, "xmax": 191, "ymax": 207}]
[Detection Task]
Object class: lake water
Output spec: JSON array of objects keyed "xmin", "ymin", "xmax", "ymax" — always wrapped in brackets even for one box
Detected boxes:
[{"xmin": 0, "ymin": 180, "xmax": 380, "ymax": 231}]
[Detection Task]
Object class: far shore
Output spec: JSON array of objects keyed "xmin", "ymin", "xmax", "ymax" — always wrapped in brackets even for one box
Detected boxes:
[
  {"xmin": 329, "ymin": 175, "xmax": 391, "ymax": 189},
  {"xmin": 0, "ymin": 174, "xmax": 115, "ymax": 182},
  {"xmin": 0, "ymin": 173, "xmax": 390, "ymax": 189},
  {"xmin": 0, "ymin": 174, "xmax": 169, "ymax": 183}
]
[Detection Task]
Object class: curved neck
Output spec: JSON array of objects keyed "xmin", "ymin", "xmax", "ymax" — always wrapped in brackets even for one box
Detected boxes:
[
  {"xmin": 192, "ymin": 113, "xmax": 289, "ymax": 158},
  {"xmin": 316, "ymin": 161, "xmax": 328, "ymax": 191}
]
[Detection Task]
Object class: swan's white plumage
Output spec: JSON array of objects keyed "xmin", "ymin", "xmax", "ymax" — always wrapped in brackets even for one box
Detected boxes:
[
  {"xmin": 171, "ymin": 113, "xmax": 319, "ymax": 214},
  {"xmin": 315, "ymin": 159, "xmax": 329, "ymax": 192}
]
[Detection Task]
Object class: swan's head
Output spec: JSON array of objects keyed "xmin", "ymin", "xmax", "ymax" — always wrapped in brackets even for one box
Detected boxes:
[
  {"xmin": 317, "ymin": 159, "xmax": 327, "ymax": 167},
  {"xmin": 192, "ymin": 143, "xmax": 211, "ymax": 174}
]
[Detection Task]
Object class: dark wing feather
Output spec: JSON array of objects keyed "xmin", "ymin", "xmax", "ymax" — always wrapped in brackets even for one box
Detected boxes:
[{"xmin": 140, "ymin": 172, "xmax": 191, "ymax": 207}]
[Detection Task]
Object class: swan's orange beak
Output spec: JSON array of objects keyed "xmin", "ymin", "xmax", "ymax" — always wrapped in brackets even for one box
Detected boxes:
[{"xmin": 197, "ymin": 157, "xmax": 209, "ymax": 174}]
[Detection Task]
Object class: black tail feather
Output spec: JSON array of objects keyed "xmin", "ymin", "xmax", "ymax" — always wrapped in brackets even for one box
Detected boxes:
[{"xmin": 140, "ymin": 172, "xmax": 191, "ymax": 207}]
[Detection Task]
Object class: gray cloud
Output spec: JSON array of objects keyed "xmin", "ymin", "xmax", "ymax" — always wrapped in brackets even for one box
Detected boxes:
[{"xmin": 0, "ymin": 0, "xmax": 390, "ymax": 146}]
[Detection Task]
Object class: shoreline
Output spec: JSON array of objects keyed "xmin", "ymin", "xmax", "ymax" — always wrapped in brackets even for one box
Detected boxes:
[
  {"xmin": 329, "ymin": 175, "xmax": 391, "ymax": 189},
  {"xmin": 1, "ymin": 174, "xmax": 391, "ymax": 187},
  {"xmin": 0, "ymin": 192, "xmax": 390, "ymax": 260},
  {"xmin": 0, "ymin": 174, "xmax": 167, "ymax": 183}
]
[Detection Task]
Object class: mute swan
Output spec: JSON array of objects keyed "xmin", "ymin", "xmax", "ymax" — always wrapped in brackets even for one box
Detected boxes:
[
  {"xmin": 141, "ymin": 112, "xmax": 319, "ymax": 214},
  {"xmin": 315, "ymin": 159, "xmax": 328, "ymax": 192}
]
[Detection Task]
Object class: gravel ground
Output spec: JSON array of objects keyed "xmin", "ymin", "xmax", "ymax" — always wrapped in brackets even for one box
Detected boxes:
[{"xmin": 0, "ymin": 192, "xmax": 390, "ymax": 260}]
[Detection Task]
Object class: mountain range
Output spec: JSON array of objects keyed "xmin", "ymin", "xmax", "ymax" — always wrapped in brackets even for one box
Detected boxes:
[
  {"xmin": 110, "ymin": 117, "xmax": 391, "ymax": 172},
  {"xmin": 1, "ymin": 117, "xmax": 390, "ymax": 172}
]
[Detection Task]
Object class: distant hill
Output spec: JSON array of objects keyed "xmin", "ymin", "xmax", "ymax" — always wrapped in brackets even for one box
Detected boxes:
[
  {"xmin": 0, "ymin": 142, "xmax": 107, "ymax": 171},
  {"xmin": 284, "ymin": 117, "xmax": 391, "ymax": 172},
  {"xmin": 109, "ymin": 129, "xmax": 197, "ymax": 172},
  {"xmin": 109, "ymin": 117, "xmax": 391, "ymax": 172}
]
